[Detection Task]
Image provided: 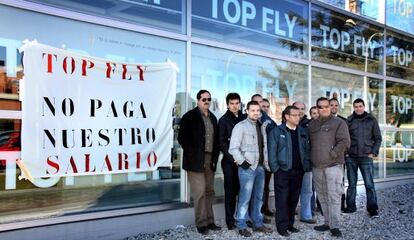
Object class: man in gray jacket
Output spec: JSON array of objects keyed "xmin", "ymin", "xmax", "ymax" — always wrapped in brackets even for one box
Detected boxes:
[
  {"xmin": 229, "ymin": 101, "xmax": 273, "ymax": 237},
  {"xmin": 309, "ymin": 97, "xmax": 350, "ymax": 238}
]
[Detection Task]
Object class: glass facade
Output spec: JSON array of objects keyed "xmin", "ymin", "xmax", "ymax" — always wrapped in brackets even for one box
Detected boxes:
[{"xmin": 0, "ymin": 0, "xmax": 413, "ymax": 229}]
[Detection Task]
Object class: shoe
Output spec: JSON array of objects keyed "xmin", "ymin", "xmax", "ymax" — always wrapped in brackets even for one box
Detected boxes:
[
  {"xmin": 197, "ymin": 226, "xmax": 209, "ymax": 235},
  {"xmin": 238, "ymin": 229, "xmax": 252, "ymax": 237},
  {"xmin": 330, "ymin": 228, "xmax": 342, "ymax": 237},
  {"xmin": 207, "ymin": 223, "xmax": 221, "ymax": 231},
  {"xmin": 300, "ymin": 218, "xmax": 317, "ymax": 224},
  {"xmin": 369, "ymin": 210, "xmax": 379, "ymax": 218},
  {"xmin": 253, "ymin": 226, "xmax": 273, "ymax": 233},
  {"xmin": 227, "ymin": 223, "xmax": 236, "ymax": 230},
  {"xmin": 287, "ymin": 226, "xmax": 300, "ymax": 233},
  {"xmin": 278, "ymin": 231, "xmax": 290, "ymax": 237},
  {"xmin": 314, "ymin": 224, "xmax": 330, "ymax": 231},
  {"xmin": 264, "ymin": 209, "xmax": 275, "ymax": 217},
  {"xmin": 246, "ymin": 220, "xmax": 253, "ymax": 228},
  {"xmin": 263, "ymin": 216, "xmax": 271, "ymax": 224},
  {"xmin": 343, "ymin": 208, "xmax": 356, "ymax": 214}
]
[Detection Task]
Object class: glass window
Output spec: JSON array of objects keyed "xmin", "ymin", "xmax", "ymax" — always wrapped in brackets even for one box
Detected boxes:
[
  {"xmin": 386, "ymin": 81, "xmax": 414, "ymax": 128},
  {"xmin": 192, "ymin": 0, "xmax": 309, "ymax": 58},
  {"xmin": 369, "ymin": 77, "xmax": 385, "ymax": 124},
  {"xmin": 26, "ymin": 0, "xmax": 186, "ymax": 34},
  {"xmin": 384, "ymin": 130, "xmax": 414, "ymax": 177},
  {"xmin": 386, "ymin": 31, "xmax": 414, "ymax": 81},
  {"xmin": 386, "ymin": 0, "xmax": 414, "ymax": 35},
  {"xmin": 317, "ymin": 0, "xmax": 385, "ymax": 23},
  {"xmin": 312, "ymin": 68, "xmax": 363, "ymax": 117},
  {"xmin": 0, "ymin": 5, "xmax": 185, "ymax": 224},
  {"xmin": 312, "ymin": 5, "xmax": 385, "ymax": 74}
]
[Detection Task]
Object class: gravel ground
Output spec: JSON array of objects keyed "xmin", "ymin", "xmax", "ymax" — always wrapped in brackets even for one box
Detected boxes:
[{"xmin": 125, "ymin": 184, "xmax": 414, "ymax": 240}]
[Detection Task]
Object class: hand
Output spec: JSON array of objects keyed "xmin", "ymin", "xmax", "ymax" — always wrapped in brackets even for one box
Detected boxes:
[
  {"xmin": 210, "ymin": 162, "xmax": 217, "ymax": 172},
  {"xmin": 368, "ymin": 154, "xmax": 374, "ymax": 158},
  {"xmin": 240, "ymin": 161, "xmax": 251, "ymax": 170}
]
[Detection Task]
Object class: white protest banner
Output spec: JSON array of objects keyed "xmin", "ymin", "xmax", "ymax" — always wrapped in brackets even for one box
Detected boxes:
[{"xmin": 20, "ymin": 41, "xmax": 177, "ymax": 178}]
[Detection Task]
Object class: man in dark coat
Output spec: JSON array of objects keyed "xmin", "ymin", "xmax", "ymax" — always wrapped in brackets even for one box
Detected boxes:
[
  {"xmin": 218, "ymin": 93, "xmax": 246, "ymax": 230},
  {"xmin": 178, "ymin": 89, "xmax": 221, "ymax": 235}
]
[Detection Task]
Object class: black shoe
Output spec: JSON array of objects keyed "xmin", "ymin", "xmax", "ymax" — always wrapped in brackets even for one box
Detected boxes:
[
  {"xmin": 278, "ymin": 231, "xmax": 290, "ymax": 237},
  {"xmin": 227, "ymin": 223, "xmax": 236, "ymax": 230},
  {"xmin": 314, "ymin": 224, "xmax": 330, "ymax": 231},
  {"xmin": 197, "ymin": 226, "xmax": 209, "ymax": 235},
  {"xmin": 300, "ymin": 218, "xmax": 317, "ymax": 224},
  {"xmin": 263, "ymin": 216, "xmax": 271, "ymax": 224},
  {"xmin": 287, "ymin": 226, "xmax": 299, "ymax": 233},
  {"xmin": 343, "ymin": 208, "xmax": 356, "ymax": 214},
  {"xmin": 253, "ymin": 226, "xmax": 273, "ymax": 233},
  {"xmin": 330, "ymin": 228, "xmax": 342, "ymax": 237},
  {"xmin": 238, "ymin": 229, "xmax": 252, "ymax": 237},
  {"xmin": 369, "ymin": 210, "xmax": 379, "ymax": 218},
  {"xmin": 246, "ymin": 220, "xmax": 253, "ymax": 228},
  {"xmin": 207, "ymin": 223, "xmax": 221, "ymax": 231},
  {"xmin": 263, "ymin": 209, "xmax": 275, "ymax": 217}
]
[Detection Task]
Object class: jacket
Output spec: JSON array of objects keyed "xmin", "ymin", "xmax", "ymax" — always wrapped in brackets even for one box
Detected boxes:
[
  {"xmin": 178, "ymin": 107, "xmax": 220, "ymax": 172},
  {"xmin": 308, "ymin": 115, "xmax": 351, "ymax": 168},
  {"xmin": 218, "ymin": 110, "xmax": 246, "ymax": 165},
  {"xmin": 267, "ymin": 123, "xmax": 311, "ymax": 173},
  {"xmin": 229, "ymin": 118, "xmax": 271, "ymax": 171},
  {"xmin": 347, "ymin": 112, "xmax": 382, "ymax": 157}
]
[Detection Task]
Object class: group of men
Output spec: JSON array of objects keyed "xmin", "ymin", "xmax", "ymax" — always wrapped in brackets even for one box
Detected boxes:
[{"xmin": 178, "ymin": 90, "xmax": 382, "ymax": 238}]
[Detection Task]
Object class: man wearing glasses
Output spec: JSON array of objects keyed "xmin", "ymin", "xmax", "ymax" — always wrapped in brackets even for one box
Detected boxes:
[
  {"xmin": 268, "ymin": 105, "xmax": 311, "ymax": 237},
  {"xmin": 178, "ymin": 89, "xmax": 221, "ymax": 235},
  {"xmin": 309, "ymin": 97, "xmax": 350, "ymax": 238}
]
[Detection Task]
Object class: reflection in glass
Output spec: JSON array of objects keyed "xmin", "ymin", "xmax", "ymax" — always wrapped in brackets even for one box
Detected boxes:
[
  {"xmin": 386, "ymin": 31, "xmax": 414, "ymax": 81},
  {"xmin": 312, "ymin": 68, "xmax": 364, "ymax": 117},
  {"xmin": 368, "ymin": 78, "xmax": 385, "ymax": 124},
  {"xmin": 192, "ymin": 0, "xmax": 309, "ymax": 58},
  {"xmin": 386, "ymin": 81, "xmax": 414, "ymax": 128},
  {"xmin": 317, "ymin": 0, "xmax": 385, "ymax": 23},
  {"xmin": 386, "ymin": 0, "xmax": 414, "ymax": 35},
  {"xmin": 312, "ymin": 5, "xmax": 384, "ymax": 74},
  {"xmin": 384, "ymin": 130, "xmax": 414, "ymax": 177}
]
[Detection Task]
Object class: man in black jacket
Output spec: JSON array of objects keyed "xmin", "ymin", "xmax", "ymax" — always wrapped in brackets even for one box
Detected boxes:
[
  {"xmin": 178, "ymin": 89, "xmax": 221, "ymax": 235},
  {"xmin": 218, "ymin": 93, "xmax": 246, "ymax": 230},
  {"xmin": 344, "ymin": 98, "xmax": 382, "ymax": 218}
]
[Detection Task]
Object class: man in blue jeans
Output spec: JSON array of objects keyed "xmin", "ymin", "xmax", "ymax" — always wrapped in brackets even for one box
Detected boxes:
[
  {"xmin": 344, "ymin": 98, "xmax": 382, "ymax": 218},
  {"xmin": 229, "ymin": 101, "xmax": 273, "ymax": 237}
]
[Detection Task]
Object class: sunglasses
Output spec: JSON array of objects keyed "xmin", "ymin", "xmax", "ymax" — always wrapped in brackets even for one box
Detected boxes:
[
  {"xmin": 201, "ymin": 98, "xmax": 212, "ymax": 102},
  {"xmin": 317, "ymin": 105, "xmax": 330, "ymax": 109}
]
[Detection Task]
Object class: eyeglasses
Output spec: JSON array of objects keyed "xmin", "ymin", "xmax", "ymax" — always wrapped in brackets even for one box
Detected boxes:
[
  {"xmin": 201, "ymin": 98, "xmax": 212, "ymax": 102},
  {"xmin": 317, "ymin": 105, "xmax": 330, "ymax": 109}
]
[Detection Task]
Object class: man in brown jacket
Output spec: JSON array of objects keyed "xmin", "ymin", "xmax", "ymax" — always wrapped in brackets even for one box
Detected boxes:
[{"xmin": 308, "ymin": 97, "xmax": 350, "ymax": 238}]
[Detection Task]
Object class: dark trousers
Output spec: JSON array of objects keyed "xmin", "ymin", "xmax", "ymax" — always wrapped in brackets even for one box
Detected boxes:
[
  {"xmin": 346, "ymin": 157, "xmax": 378, "ymax": 213},
  {"xmin": 222, "ymin": 160, "xmax": 239, "ymax": 227},
  {"xmin": 274, "ymin": 168, "xmax": 304, "ymax": 233},
  {"xmin": 261, "ymin": 170, "xmax": 272, "ymax": 213}
]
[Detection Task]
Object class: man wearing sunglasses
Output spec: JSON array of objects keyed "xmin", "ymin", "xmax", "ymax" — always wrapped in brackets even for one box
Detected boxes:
[
  {"xmin": 308, "ymin": 97, "xmax": 350, "ymax": 238},
  {"xmin": 178, "ymin": 89, "xmax": 221, "ymax": 235}
]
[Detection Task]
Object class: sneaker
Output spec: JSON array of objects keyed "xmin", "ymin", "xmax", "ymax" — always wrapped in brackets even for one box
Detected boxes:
[
  {"xmin": 253, "ymin": 226, "xmax": 273, "ymax": 233},
  {"xmin": 207, "ymin": 223, "xmax": 221, "ymax": 231},
  {"xmin": 343, "ymin": 208, "xmax": 356, "ymax": 214},
  {"xmin": 300, "ymin": 218, "xmax": 317, "ymax": 224},
  {"xmin": 314, "ymin": 224, "xmax": 330, "ymax": 231},
  {"xmin": 227, "ymin": 223, "xmax": 236, "ymax": 230},
  {"xmin": 287, "ymin": 226, "xmax": 300, "ymax": 233},
  {"xmin": 330, "ymin": 228, "xmax": 342, "ymax": 237},
  {"xmin": 369, "ymin": 210, "xmax": 379, "ymax": 218},
  {"xmin": 263, "ymin": 216, "xmax": 272, "ymax": 224},
  {"xmin": 246, "ymin": 220, "xmax": 253, "ymax": 228},
  {"xmin": 238, "ymin": 229, "xmax": 252, "ymax": 237},
  {"xmin": 197, "ymin": 226, "xmax": 209, "ymax": 235}
]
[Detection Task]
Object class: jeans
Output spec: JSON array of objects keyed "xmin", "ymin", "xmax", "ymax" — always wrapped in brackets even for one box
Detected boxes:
[
  {"xmin": 300, "ymin": 171, "xmax": 313, "ymax": 220},
  {"xmin": 346, "ymin": 157, "xmax": 378, "ymax": 213},
  {"xmin": 313, "ymin": 165, "xmax": 343, "ymax": 229},
  {"xmin": 236, "ymin": 165, "xmax": 265, "ymax": 230}
]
